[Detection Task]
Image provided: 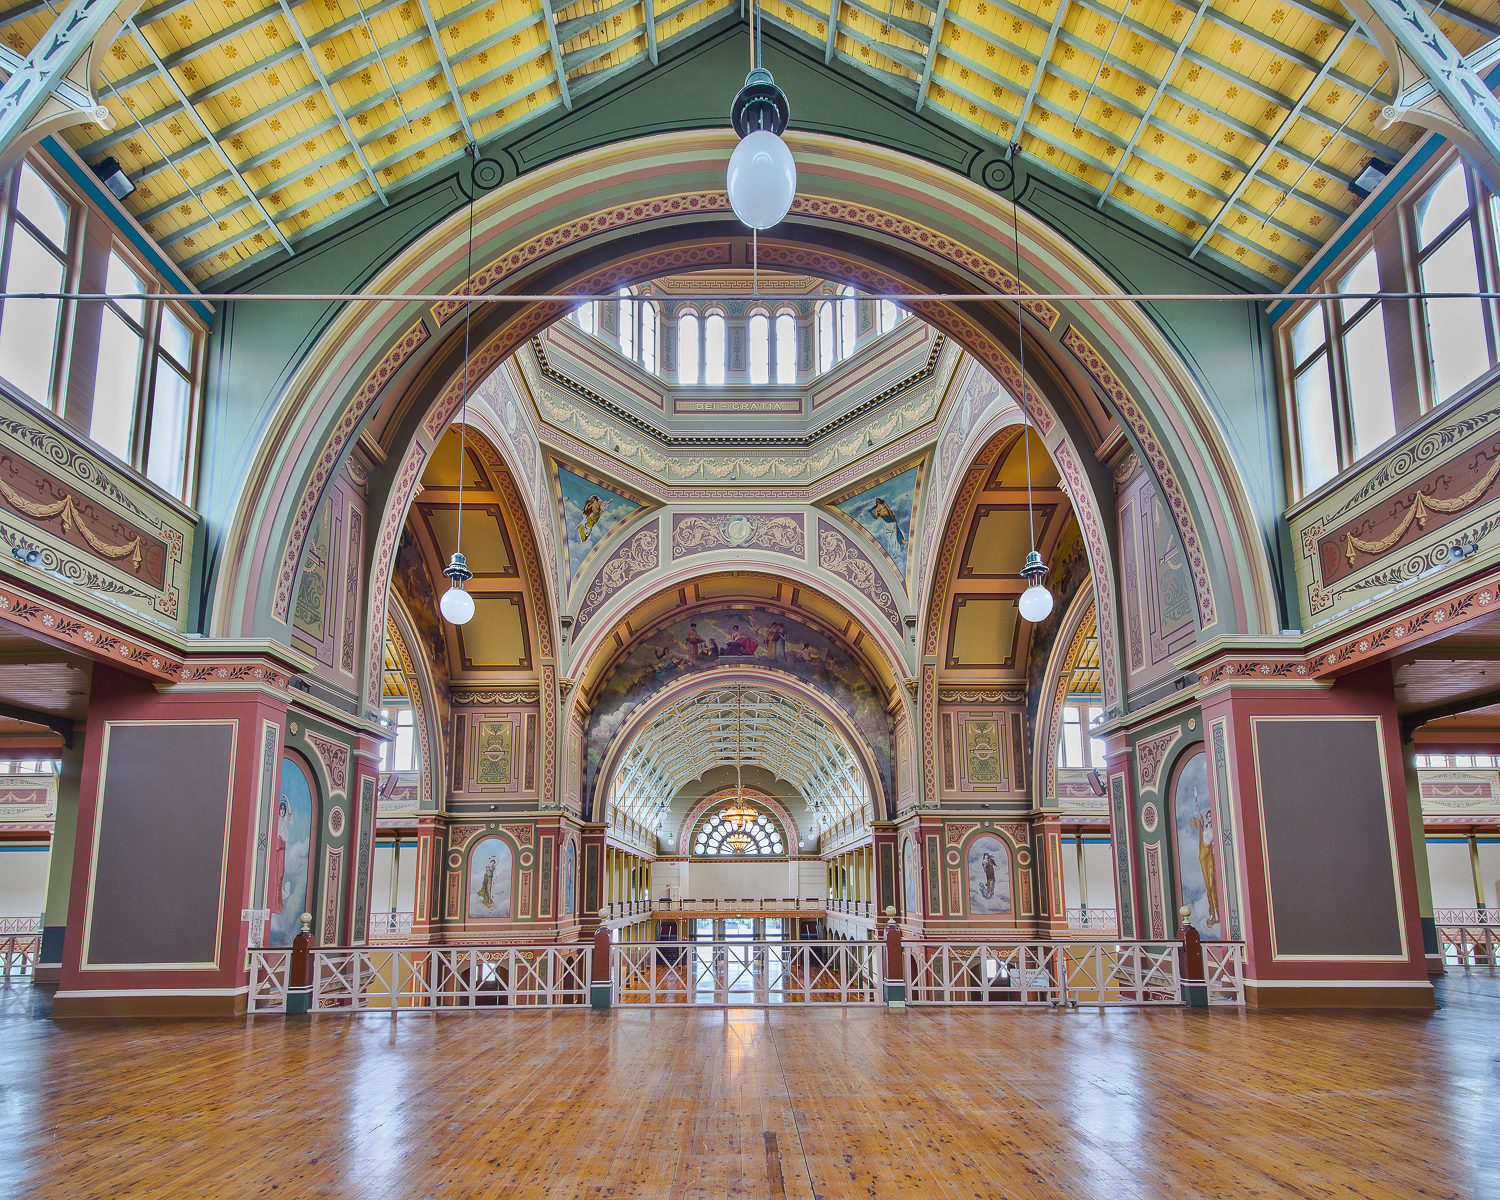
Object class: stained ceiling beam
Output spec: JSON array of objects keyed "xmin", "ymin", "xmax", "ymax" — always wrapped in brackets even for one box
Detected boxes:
[
  {"xmin": 0, "ymin": 702, "xmax": 73, "ymax": 748},
  {"xmin": 1191, "ymin": 25, "xmax": 1360, "ymax": 259},
  {"xmin": 913, "ymin": 0, "xmax": 948, "ymax": 111},
  {"xmin": 1015, "ymin": 0, "xmax": 1070, "ymax": 135},
  {"xmin": 415, "ymin": 0, "xmax": 475, "ymax": 143},
  {"xmin": 540, "ymin": 0, "xmax": 573, "ymax": 110}
]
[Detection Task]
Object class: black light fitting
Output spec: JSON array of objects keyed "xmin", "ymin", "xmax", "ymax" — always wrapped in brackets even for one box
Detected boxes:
[
  {"xmin": 730, "ymin": 67, "xmax": 790, "ymax": 137},
  {"xmin": 1349, "ymin": 158, "xmax": 1392, "ymax": 201},
  {"xmin": 90, "ymin": 157, "xmax": 135, "ymax": 202}
]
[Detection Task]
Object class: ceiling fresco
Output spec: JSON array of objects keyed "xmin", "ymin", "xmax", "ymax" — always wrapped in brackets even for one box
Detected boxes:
[{"xmin": 3, "ymin": 0, "xmax": 1485, "ymax": 285}]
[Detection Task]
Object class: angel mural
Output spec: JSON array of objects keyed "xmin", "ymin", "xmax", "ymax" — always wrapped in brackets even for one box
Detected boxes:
[
  {"xmin": 576, "ymin": 495, "xmax": 604, "ymax": 542},
  {"xmin": 1172, "ymin": 751, "xmax": 1222, "ymax": 938},
  {"xmin": 966, "ymin": 835, "xmax": 1012, "ymax": 916},
  {"xmin": 267, "ymin": 758, "xmax": 314, "ymax": 946},
  {"xmin": 866, "ymin": 496, "xmax": 908, "ymax": 548},
  {"xmin": 467, "ymin": 836, "xmax": 513, "ymax": 919}
]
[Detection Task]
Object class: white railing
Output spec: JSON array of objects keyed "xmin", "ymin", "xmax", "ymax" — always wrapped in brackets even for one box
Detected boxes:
[
  {"xmin": 0, "ymin": 916, "xmax": 41, "ymax": 935},
  {"xmin": 1438, "ymin": 925, "xmax": 1499, "ymax": 967},
  {"xmin": 247, "ymin": 945, "xmax": 592, "ymax": 1013},
  {"xmin": 369, "ymin": 912, "xmax": 415, "ymax": 940},
  {"xmin": 1433, "ymin": 908, "xmax": 1500, "ymax": 925},
  {"xmin": 1, "ymin": 934, "xmax": 41, "ymax": 981},
  {"xmin": 1201, "ymin": 943, "xmax": 1247, "ymax": 1005},
  {"xmin": 827, "ymin": 899, "xmax": 875, "ymax": 918},
  {"xmin": 613, "ymin": 940, "xmax": 880, "ymax": 1006},
  {"xmin": 903, "ymin": 941, "xmax": 1212, "ymax": 1007},
  {"xmin": 1066, "ymin": 909, "xmax": 1118, "ymax": 933},
  {"xmin": 604, "ymin": 897, "xmax": 829, "ymax": 920}
]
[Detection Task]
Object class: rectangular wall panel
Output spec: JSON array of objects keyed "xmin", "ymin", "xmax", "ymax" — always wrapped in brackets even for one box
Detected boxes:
[
  {"xmin": 84, "ymin": 721, "xmax": 236, "ymax": 970},
  {"xmin": 1252, "ymin": 717, "xmax": 1406, "ymax": 959}
]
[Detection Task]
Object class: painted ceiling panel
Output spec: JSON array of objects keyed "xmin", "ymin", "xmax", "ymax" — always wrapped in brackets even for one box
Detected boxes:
[{"xmin": 0, "ymin": 0, "xmax": 1483, "ymax": 283}]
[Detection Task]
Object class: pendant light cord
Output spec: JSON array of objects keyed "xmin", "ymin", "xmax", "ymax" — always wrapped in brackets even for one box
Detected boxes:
[
  {"xmin": 1011, "ymin": 158, "xmax": 1037, "ymax": 554},
  {"xmin": 456, "ymin": 164, "xmax": 477, "ymax": 560}
]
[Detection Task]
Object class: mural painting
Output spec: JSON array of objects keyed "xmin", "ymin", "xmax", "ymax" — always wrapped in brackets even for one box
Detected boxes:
[
  {"xmin": 468, "ymin": 836, "xmax": 514, "ymax": 919},
  {"xmin": 964, "ymin": 720, "xmax": 1002, "ymax": 785},
  {"xmin": 966, "ymin": 834, "xmax": 1013, "ymax": 916},
  {"xmin": 558, "ymin": 465, "xmax": 640, "ymax": 582},
  {"xmin": 563, "ymin": 840, "xmax": 576, "ymax": 916},
  {"xmin": 267, "ymin": 756, "xmax": 315, "ymax": 946},
  {"xmin": 474, "ymin": 719, "xmax": 513, "ymax": 787},
  {"xmin": 1171, "ymin": 750, "xmax": 1221, "ymax": 940},
  {"xmin": 903, "ymin": 838, "xmax": 919, "ymax": 916},
  {"xmin": 835, "ymin": 465, "xmax": 918, "ymax": 581},
  {"xmin": 583, "ymin": 608, "xmax": 892, "ymax": 813}
]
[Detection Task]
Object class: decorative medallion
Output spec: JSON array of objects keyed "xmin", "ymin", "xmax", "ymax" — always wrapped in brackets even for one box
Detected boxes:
[
  {"xmin": 328, "ymin": 805, "xmax": 345, "ymax": 837},
  {"xmin": 1015, "ymin": 849, "xmax": 1032, "ymax": 868},
  {"xmin": 519, "ymin": 850, "xmax": 535, "ymax": 869},
  {"xmin": 448, "ymin": 851, "xmax": 463, "ymax": 869},
  {"xmin": 1141, "ymin": 802, "xmax": 1159, "ymax": 833}
]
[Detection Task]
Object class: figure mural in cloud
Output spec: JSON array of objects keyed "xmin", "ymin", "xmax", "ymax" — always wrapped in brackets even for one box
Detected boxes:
[
  {"xmin": 979, "ymin": 850, "xmax": 998, "ymax": 900},
  {"xmin": 866, "ymin": 496, "xmax": 907, "ymax": 548},
  {"xmin": 1192, "ymin": 788, "xmax": 1221, "ymax": 929},
  {"xmin": 576, "ymin": 495, "xmax": 604, "ymax": 542},
  {"xmin": 268, "ymin": 796, "xmax": 289, "ymax": 915},
  {"xmin": 479, "ymin": 855, "xmax": 499, "ymax": 909}
]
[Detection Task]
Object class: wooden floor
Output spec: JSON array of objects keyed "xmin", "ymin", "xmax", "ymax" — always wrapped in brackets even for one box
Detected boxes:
[{"xmin": 2, "ymin": 976, "xmax": 1499, "ymax": 1199}]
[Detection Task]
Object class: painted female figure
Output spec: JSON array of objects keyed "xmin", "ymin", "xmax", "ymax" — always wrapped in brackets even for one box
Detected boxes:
[
  {"xmin": 1192, "ymin": 789, "xmax": 1221, "ymax": 929},
  {"xmin": 479, "ymin": 856, "xmax": 499, "ymax": 910},
  {"xmin": 980, "ymin": 852, "xmax": 997, "ymax": 899},
  {"xmin": 268, "ymin": 796, "xmax": 289, "ymax": 914}
]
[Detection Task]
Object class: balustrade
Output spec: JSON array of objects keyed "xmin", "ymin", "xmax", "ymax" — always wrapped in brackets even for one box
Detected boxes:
[
  {"xmin": 0, "ymin": 917, "xmax": 41, "ymax": 935},
  {"xmin": 1066, "ymin": 909, "xmax": 1119, "ymax": 933},
  {"xmin": 1, "ymin": 934, "xmax": 40, "ymax": 981}
]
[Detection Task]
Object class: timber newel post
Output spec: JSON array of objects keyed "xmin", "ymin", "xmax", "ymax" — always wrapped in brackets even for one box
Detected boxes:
[
  {"xmin": 883, "ymin": 907, "xmax": 905, "ymax": 1009},
  {"xmin": 287, "ymin": 912, "xmax": 314, "ymax": 1016},
  {"xmin": 1179, "ymin": 906, "xmax": 1207, "ymax": 1008},
  {"xmin": 591, "ymin": 925, "xmax": 613, "ymax": 1010}
]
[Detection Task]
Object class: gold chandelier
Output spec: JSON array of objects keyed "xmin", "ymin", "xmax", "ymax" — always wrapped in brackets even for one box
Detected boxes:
[
  {"xmin": 722, "ymin": 801, "xmax": 758, "ymax": 832},
  {"xmin": 723, "ymin": 830, "xmax": 753, "ymax": 853}
]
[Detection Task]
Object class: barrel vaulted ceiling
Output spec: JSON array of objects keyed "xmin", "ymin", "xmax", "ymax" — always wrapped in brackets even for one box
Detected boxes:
[{"xmin": 0, "ymin": 0, "xmax": 1494, "ymax": 284}]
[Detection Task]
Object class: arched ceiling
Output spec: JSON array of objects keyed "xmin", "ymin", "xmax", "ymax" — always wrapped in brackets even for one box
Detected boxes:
[
  {"xmin": 608, "ymin": 679, "xmax": 868, "ymax": 827},
  {"xmin": 12, "ymin": 2, "xmax": 1488, "ymax": 284}
]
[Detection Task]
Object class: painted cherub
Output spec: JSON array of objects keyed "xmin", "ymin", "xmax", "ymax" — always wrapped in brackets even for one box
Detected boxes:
[
  {"xmin": 867, "ymin": 496, "xmax": 908, "ymax": 548},
  {"xmin": 577, "ymin": 495, "xmax": 604, "ymax": 542}
]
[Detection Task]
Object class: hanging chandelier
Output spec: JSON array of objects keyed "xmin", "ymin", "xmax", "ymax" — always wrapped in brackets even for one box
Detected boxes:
[
  {"xmin": 723, "ymin": 830, "xmax": 754, "ymax": 854},
  {"xmin": 722, "ymin": 800, "xmax": 758, "ymax": 832},
  {"xmin": 440, "ymin": 148, "xmax": 483, "ymax": 627},
  {"xmin": 726, "ymin": 0, "xmax": 796, "ymax": 230}
]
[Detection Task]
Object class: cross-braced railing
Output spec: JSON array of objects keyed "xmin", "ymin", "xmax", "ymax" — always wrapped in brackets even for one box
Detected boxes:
[
  {"xmin": 1201, "ymin": 943, "xmax": 1247, "ymax": 1005},
  {"xmin": 614, "ymin": 941, "xmax": 881, "ymax": 1006},
  {"xmin": 0, "ymin": 916, "xmax": 41, "ymax": 935},
  {"xmin": 1, "ymin": 933, "xmax": 40, "ymax": 982},
  {"xmin": 1433, "ymin": 909, "xmax": 1500, "ymax": 926},
  {"xmin": 247, "ymin": 945, "xmax": 591, "ymax": 1013},
  {"xmin": 1439, "ymin": 925, "xmax": 1500, "ymax": 968},
  {"xmin": 903, "ymin": 941, "xmax": 1187, "ymax": 1006}
]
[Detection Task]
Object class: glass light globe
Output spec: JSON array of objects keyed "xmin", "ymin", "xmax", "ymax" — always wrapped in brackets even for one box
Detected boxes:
[
  {"xmin": 727, "ymin": 130, "xmax": 797, "ymax": 229},
  {"xmin": 439, "ymin": 583, "xmax": 475, "ymax": 625},
  {"xmin": 1018, "ymin": 583, "xmax": 1054, "ymax": 623}
]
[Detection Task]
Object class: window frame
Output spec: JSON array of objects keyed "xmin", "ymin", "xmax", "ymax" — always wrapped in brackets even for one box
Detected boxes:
[{"xmin": 0, "ymin": 157, "xmax": 80, "ymax": 413}]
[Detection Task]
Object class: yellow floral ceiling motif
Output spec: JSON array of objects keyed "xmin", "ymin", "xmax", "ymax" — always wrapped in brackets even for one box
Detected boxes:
[{"xmin": 0, "ymin": 0, "xmax": 1492, "ymax": 283}]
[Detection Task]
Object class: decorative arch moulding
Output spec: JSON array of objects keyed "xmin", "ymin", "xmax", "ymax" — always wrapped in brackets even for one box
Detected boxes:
[
  {"xmin": 1060, "ymin": 325, "xmax": 1217, "ymax": 631},
  {"xmin": 0, "ymin": 579, "xmax": 182, "ymax": 682},
  {"xmin": 271, "ymin": 319, "xmax": 431, "ymax": 625}
]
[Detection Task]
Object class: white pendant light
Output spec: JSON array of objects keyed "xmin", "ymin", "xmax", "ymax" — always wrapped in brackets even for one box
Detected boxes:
[
  {"xmin": 727, "ymin": 3, "xmax": 795, "ymax": 230},
  {"xmin": 442, "ymin": 149, "xmax": 482, "ymax": 628},
  {"xmin": 1009, "ymin": 148, "xmax": 1053, "ymax": 624}
]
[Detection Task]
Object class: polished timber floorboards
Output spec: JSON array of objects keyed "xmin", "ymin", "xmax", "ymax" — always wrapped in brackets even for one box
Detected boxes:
[{"xmin": 3, "ymin": 976, "xmax": 1500, "ymax": 1199}]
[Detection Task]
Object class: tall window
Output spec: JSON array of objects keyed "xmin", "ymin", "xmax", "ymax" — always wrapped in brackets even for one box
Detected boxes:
[
  {"xmin": 1337, "ymin": 250, "xmax": 1394, "ymax": 458},
  {"xmin": 817, "ymin": 301, "xmax": 834, "ymax": 372},
  {"xmin": 92, "ymin": 253, "xmax": 147, "ymax": 465},
  {"xmin": 1416, "ymin": 162, "xmax": 1496, "ymax": 402},
  {"xmin": 1290, "ymin": 307, "xmax": 1338, "ymax": 493},
  {"xmin": 677, "ymin": 312, "xmax": 699, "ymax": 384},
  {"xmin": 381, "ymin": 706, "xmax": 416, "ymax": 772},
  {"xmin": 1057, "ymin": 703, "xmax": 1104, "ymax": 769},
  {"xmin": 618, "ymin": 288, "xmax": 634, "ymax": 360},
  {"xmin": 573, "ymin": 301, "xmax": 596, "ymax": 334},
  {"xmin": 147, "ymin": 306, "xmax": 195, "ymax": 495},
  {"xmin": 748, "ymin": 311, "xmax": 769, "ymax": 384},
  {"xmin": 775, "ymin": 311, "xmax": 797, "ymax": 383},
  {"xmin": 839, "ymin": 287, "xmax": 858, "ymax": 359},
  {"xmin": 0, "ymin": 164, "xmax": 71, "ymax": 406},
  {"xmin": 704, "ymin": 311, "xmax": 726, "ymax": 385},
  {"xmin": 640, "ymin": 302, "xmax": 657, "ymax": 373},
  {"xmin": 878, "ymin": 299, "xmax": 900, "ymax": 334}
]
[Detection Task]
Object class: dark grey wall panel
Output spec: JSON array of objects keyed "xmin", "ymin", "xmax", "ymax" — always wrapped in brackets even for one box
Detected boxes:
[
  {"xmin": 1253, "ymin": 718, "xmax": 1403, "ymax": 959},
  {"xmin": 87, "ymin": 722, "xmax": 236, "ymax": 967}
]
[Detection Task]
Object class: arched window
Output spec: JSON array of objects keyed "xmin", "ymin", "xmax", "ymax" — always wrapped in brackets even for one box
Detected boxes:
[
  {"xmin": 640, "ymin": 302, "xmax": 657, "ymax": 373},
  {"xmin": 574, "ymin": 301, "xmax": 595, "ymax": 334},
  {"xmin": 878, "ymin": 299, "xmax": 900, "ymax": 334},
  {"xmin": 748, "ymin": 310, "xmax": 770, "ymax": 384},
  {"xmin": 775, "ymin": 311, "xmax": 797, "ymax": 383},
  {"xmin": 839, "ymin": 287, "xmax": 858, "ymax": 359},
  {"xmin": 704, "ymin": 311, "xmax": 726, "ymax": 385},
  {"xmin": 618, "ymin": 288, "xmax": 634, "ymax": 360},
  {"xmin": 692, "ymin": 805, "xmax": 786, "ymax": 856},
  {"xmin": 817, "ymin": 301, "xmax": 834, "ymax": 372},
  {"xmin": 678, "ymin": 312, "xmax": 699, "ymax": 384}
]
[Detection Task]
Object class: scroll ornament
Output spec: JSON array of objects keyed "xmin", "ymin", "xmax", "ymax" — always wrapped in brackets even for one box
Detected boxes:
[
  {"xmin": 0, "ymin": 477, "xmax": 143, "ymax": 569},
  {"xmin": 1343, "ymin": 451, "xmax": 1500, "ymax": 565}
]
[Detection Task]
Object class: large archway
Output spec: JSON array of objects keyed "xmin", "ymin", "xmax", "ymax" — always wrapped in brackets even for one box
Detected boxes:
[{"xmin": 212, "ymin": 131, "xmax": 1280, "ymax": 724}]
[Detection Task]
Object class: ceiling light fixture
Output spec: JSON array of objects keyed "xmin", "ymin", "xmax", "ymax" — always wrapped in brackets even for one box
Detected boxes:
[
  {"xmin": 726, "ymin": 0, "xmax": 796, "ymax": 231},
  {"xmin": 1009, "ymin": 150, "xmax": 1053, "ymax": 625},
  {"xmin": 440, "ymin": 149, "xmax": 482, "ymax": 627}
]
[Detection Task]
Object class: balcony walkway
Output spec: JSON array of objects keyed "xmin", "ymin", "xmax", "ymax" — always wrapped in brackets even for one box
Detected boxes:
[{"xmin": 1, "ymin": 971, "xmax": 1496, "ymax": 1195}]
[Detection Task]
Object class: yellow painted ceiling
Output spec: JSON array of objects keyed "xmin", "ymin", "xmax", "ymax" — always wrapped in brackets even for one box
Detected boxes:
[{"xmin": 0, "ymin": 0, "xmax": 1491, "ymax": 284}]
